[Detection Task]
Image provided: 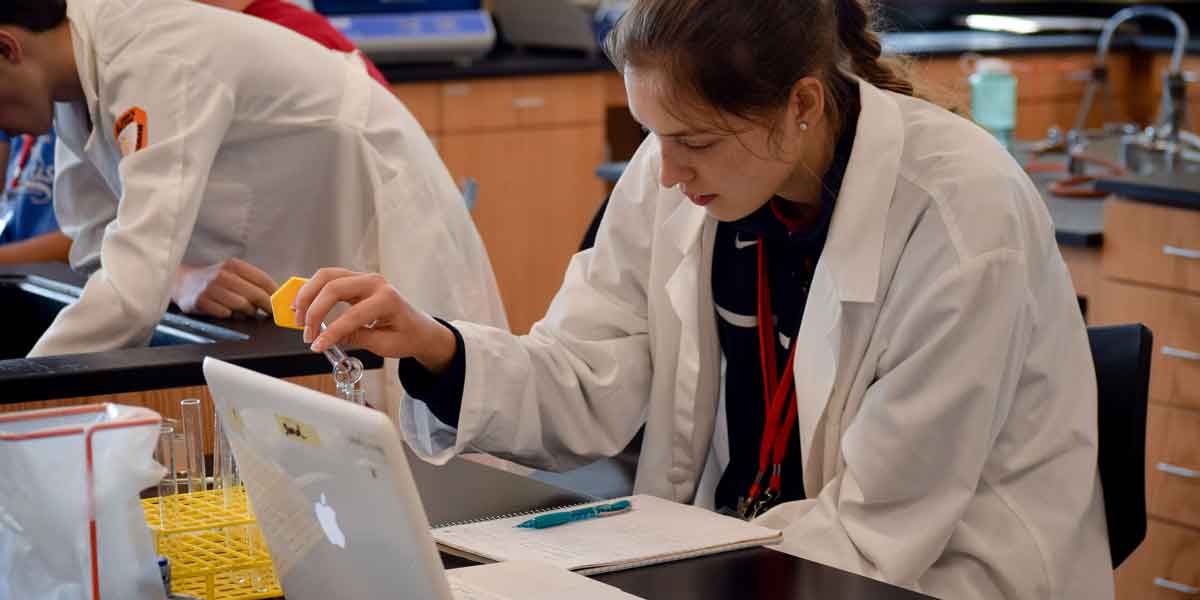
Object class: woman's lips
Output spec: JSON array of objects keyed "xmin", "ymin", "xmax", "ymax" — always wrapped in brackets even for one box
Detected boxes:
[{"xmin": 687, "ymin": 193, "xmax": 717, "ymax": 207}]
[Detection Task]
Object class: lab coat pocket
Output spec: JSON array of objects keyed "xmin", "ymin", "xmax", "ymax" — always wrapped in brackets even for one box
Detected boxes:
[{"xmin": 184, "ymin": 179, "xmax": 251, "ymax": 266}]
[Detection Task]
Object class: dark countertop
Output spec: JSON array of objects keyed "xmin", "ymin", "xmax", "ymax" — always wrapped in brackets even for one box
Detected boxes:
[
  {"xmin": 0, "ymin": 263, "xmax": 381, "ymax": 404},
  {"xmin": 1097, "ymin": 171, "xmax": 1200, "ymax": 209},
  {"xmin": 378, "ymin": 32, "xmax": 1200, "ymax": 84}
]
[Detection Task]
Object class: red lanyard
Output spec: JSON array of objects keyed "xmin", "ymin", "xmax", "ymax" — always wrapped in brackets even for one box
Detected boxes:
[
  {"xmin": 743, "ymin": 236, "xmax": 799, "ymax": 514},
  {"xmin": 9, "ymin": 135, "xmax": 34, "ymax": 191}
]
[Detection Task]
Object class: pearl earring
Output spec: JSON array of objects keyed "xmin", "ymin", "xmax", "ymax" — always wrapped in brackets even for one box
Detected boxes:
[{"xmin": 799, "ymin": 121, "xmax": 809, "ymax": 132}]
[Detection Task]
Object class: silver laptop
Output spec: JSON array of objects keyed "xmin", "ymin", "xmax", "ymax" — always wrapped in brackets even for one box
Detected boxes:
[{"xmin": 202, "ymin": 356, "xmax": 454, "ymax": 600}]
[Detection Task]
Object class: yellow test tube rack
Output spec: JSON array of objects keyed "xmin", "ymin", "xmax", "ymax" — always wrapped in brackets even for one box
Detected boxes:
[{"xmin": 141, "ymin": 487, "xmax": 283, "ymax": 600}]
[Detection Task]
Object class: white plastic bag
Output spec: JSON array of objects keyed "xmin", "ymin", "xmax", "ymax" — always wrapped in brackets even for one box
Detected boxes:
[{"xmin": 0, "ymin": 404, "xmax": 168, "ymax": 600}]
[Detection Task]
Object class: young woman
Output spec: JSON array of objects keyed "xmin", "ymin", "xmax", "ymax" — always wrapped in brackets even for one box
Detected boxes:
[{"xmin": 295, "ymin": 0, "xmax": 1112, "ymax": 597}]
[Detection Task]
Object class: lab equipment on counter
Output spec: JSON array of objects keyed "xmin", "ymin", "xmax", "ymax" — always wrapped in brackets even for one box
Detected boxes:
[
  {"xmin": 315, "ymin": 0, "xmax": 494, "ymax": 65},
  {"xmin": 0, "ymin": 404, "xmax": 166, "ymax": 600},
  {"xmin": 270, "ymin": 276, "xmax": 367, "ymax": 405},
  {"xmin": 492, "ymin": 0, "xmax": 604, "ymax": 55}
]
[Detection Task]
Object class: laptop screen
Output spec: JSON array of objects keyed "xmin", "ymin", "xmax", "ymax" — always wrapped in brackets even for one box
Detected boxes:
[{"xmin": 312, "ymin": 0, "xmax": 481, "ymax": 16}]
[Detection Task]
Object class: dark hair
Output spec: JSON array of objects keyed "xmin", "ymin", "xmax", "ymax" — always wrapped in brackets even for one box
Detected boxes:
[
  {"xmin": 605, "ymin": 0, "xmax": 914, "ymax": 138},
  {"xmin": 0, "ymin": 0, "xmax": 67, "ymax": 32}
]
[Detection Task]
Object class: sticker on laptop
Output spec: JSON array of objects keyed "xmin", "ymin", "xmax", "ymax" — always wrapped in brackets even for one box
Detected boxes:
[
  {"xmin": 276, "ymin": 414, "xmax": 321, "ymax": 447},
  {"xmin": 113, "ymin": 107, "xmax": 147, "ymax": 157}
]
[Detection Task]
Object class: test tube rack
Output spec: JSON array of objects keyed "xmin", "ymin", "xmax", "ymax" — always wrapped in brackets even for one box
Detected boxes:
[{"xmin": 141, "ymin": 487, "xmax": 282, "ymax": 600}]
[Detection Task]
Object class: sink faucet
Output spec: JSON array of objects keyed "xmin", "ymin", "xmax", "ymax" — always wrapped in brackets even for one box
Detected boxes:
[{"xmin": 1077, "ymin": 6, "xmax": 1190, "ymax": 146}]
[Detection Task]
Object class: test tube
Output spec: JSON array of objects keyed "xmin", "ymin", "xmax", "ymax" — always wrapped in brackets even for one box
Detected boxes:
[
  {"xmin": 318, "ymin": 322, "xmax": 366, "ymax": 405},
  {"xmin": 154, "ymin": 423, "xmax": 179, "ymax": 530},
  {"xmin": 180, "ymin": 398, "xmax": 207, "ymax": 494}
]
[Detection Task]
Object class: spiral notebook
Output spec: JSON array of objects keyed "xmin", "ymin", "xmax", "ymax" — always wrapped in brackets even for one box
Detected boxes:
[{"xmin": 432, "ymin": 494, "xmax": 783, "ymax": 575}]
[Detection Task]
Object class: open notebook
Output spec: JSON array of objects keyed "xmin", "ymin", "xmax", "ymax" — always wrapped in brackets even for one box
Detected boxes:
[
  {"xmin": 432, "ymin": 494, "xmax": 782, "ymax": 576},
  {"xmin": 447, "ymin": 561, "xmax": 641, "ymax": 600}
]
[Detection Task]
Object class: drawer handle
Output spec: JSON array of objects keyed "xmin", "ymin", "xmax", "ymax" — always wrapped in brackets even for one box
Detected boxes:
[
  {"xmin": 1154, "ymin": 577, "xmax": 1200, "ymax": 595},
  {"xmin": 1157, "ymin": 462, "xmax": 1200, "ymax": 479},
  {"xmin": 1163, "ymin": 346, "xmax": 1200, "ymax": 361},
  {"xmin": 444, "ymin": 84, "xmax": 472, "ymax": 97},
  {"xmin": 513, "ymin": 96, "xmax": 547, "ymax": 109},
  {"xmin": 1163, "ymin": 245, "xmax": 1200, "ymax": 260}
]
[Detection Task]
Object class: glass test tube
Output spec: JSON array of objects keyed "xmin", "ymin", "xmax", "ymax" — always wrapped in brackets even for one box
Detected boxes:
[
  {"xmin": 154, "ymin": 423, "xmax": 179, "ymax": 530},
  {"xmin": 319, "ymin": 322, "xmax": 366, "ymax": 405},
  {"xmin": 180, "ymin": 398, "xmax": 207, "ymax": 494}
]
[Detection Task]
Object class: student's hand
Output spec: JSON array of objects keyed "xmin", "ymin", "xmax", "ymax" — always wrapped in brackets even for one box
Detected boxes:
[
  {"xmin": 293, "ymin": 268, "xmax": 458, "ymax": 374},
  {"xmin": 172, "ymin": 258, "xmax": 279, "ymax": 318}
]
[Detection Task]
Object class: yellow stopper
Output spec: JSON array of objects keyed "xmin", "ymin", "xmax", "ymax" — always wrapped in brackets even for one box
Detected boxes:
[{"xmin": 270, "ymin": 276, "xmax": 309, "ymax": 330}]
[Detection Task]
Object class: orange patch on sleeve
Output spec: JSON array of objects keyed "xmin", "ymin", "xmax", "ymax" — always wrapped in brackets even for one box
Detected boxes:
[{"xmin": 113, "ymin": 107, "xmax": 148, "ymax": 156}]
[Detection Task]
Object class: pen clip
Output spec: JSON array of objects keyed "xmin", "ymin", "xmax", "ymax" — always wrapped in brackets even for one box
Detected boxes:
[{"xmin": 596, "ymin": 504, "xmax": 631, "ymax": 518}]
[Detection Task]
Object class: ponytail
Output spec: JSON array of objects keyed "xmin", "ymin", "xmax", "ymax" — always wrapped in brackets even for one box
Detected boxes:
[{"xmin": 834, "ymin": 0, "xmax": 914, "ymax": 97}]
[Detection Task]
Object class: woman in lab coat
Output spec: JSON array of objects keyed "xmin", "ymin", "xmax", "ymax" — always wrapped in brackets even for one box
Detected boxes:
[
  {"xmin": 0, "ymin": 0, "xmax": 506, "ymax": 357},
  {"xmin": 295, "ymin": 0, "xmax": 1113, "ymax": 597}
]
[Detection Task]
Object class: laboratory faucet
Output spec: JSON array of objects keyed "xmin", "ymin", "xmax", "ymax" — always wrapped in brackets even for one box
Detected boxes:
[{"xmin": 1076, "ymin": 6, "xmax": 1190, "ymax": 146}]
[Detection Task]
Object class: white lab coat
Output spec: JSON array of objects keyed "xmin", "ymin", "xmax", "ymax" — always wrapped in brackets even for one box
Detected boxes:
[
  {"xmin": 31, "ymin": 0, "xmax": 507, "ymax": 358},
  {"xmin": 401, "ymin": 78, "xmax": 1113, "ymax": 599}
]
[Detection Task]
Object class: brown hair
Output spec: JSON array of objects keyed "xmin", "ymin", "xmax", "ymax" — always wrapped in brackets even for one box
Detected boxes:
[{"xmin": 605, "ymin": 0, "xmax": 914, "ymax": 139}]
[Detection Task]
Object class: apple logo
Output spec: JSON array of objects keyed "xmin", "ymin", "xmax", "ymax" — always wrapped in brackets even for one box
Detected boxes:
[{"xmin": 314, "ymin": 493, "xmax": 346, "ymax": 549}]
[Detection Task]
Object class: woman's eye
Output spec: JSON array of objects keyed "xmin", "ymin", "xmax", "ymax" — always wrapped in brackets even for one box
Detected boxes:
[{"xmin": 678, "ymin": 139, "xmax": 714, "ymax": 151}]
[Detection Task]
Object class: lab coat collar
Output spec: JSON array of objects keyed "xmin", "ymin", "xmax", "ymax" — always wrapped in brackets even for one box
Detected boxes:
[
  {"xmin": 64, "ymin": 0, "xmax": 101, "ymax": 151},
  {"xmin": 821, "ymin": 78, "xmax": 903, "ymax": 304}
]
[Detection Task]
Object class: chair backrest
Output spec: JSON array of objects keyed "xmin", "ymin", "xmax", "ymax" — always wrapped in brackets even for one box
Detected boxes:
[{"xmin": 1088, "ymin": 323, "xmax": 1153, "ymax": 568}]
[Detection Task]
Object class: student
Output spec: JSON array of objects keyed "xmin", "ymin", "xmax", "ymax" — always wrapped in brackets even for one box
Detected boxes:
[
  {"xmin": 170, "ymin": 0, "xmax": 388, "ymax": 317},
  {"xmin": 0, "ymin": 0, "xmax": 505, "ymax": 356},
  {"xmin": 0, "ymin": 130, "xmax": 72, "ymax": 264},
  {"xmin": 296, "ymin": 0, "xmax": 1111, "ymax": 597}
]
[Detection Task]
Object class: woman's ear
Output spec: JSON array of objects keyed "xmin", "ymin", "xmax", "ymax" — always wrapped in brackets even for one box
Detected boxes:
[{"xmin": 788, "ymin": 77, "xmax": 826, "ymax": 130}]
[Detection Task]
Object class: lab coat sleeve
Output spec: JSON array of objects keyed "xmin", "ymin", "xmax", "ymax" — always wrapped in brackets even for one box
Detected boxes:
[
  {"xmin": 758, "ymin": 246, "xmax": 1035, "ymax": 589},
  {"xmin": 53, "ymin": 131, "xmax": 117, "ymax": 272},
  {"xmin": 30, "ymin": 56, "xmax": 235, "ymax": 356},
  {"xmin": 399, "ymin": 142, "xmax": 659, "ymax": 470}
]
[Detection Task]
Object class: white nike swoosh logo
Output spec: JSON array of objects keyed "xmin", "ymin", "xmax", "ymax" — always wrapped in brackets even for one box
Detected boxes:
[{"xmin": 734, "ymin": 235, "xmax": 758, "ymax": 250}]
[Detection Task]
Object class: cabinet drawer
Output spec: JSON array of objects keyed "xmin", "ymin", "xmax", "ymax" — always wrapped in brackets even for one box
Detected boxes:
[
  {"xmin": 390, "ymin": 82, "xmax": 443, "ymax": 134},
  {"xmin": 1147, "ymin": 404, "xmax": 1200, "ymax": 529},
  {"xmin": 441, "ymin": 74, "xmax": 605, "ymax": 133},
  {"xmin": 1115, "ymin": 519, "xmax": 1200, "ymax": 600},
  {"xmin": 1102, "ymin": 198, "xmax": 1200, "ymax": 294},
  {"xmin": 1090, "ymin": 279, "xmax": 1200, "ymax": 409}
]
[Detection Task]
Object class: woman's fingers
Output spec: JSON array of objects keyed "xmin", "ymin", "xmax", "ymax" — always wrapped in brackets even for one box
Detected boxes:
[
  {"xmin": 312, "ymin": 291, "xmax": 405, "ymax": 355},
  {"xmin": 293, "ymin": 267, "xmax": 357, "ymax": 324},
  {"xmin": 301, "ymin": 273, "xmax": 390, "ymax": 344}
]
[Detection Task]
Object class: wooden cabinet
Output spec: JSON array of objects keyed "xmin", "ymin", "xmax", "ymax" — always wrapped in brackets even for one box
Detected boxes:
[
  {"xmin": 1088, "ymin": 197, "xmax": 1200, "ymax": 598},
  {"xmin": 395, "ymin": 74, "xmax": 608, "ymax": 334}
]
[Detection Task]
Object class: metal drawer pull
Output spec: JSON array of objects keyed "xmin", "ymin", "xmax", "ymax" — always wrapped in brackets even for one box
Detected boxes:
[
  {"xmin": 513, "ymin": 96, "xmax": 546, "ymax": 109},
  {"xmin": 1154, "ymin": 577, "xmax": 1200, "ymax": 594},
  {"xmin": 1163, "ymin": 245, "xmax": 1200, "ymax": 260},
  {"xmin": 444, "ymin": 84, "xmax": 471, "ymax": 97},
  {"xmin": 1163, "ymin": 346, "xmax": 1200, "ymax": 361},
  {"xmin": 1157, "ymin": 462, "xmax": 1200, "ymax": 479}
]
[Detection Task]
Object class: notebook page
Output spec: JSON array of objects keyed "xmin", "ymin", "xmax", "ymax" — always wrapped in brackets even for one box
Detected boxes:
[
  {"xmin": 447, "ymin": 561, "xmax": 641, "ymax": 600},
  {"xmin": 433, "ymin": 494, "xmax": 781, "ymax": 572}
]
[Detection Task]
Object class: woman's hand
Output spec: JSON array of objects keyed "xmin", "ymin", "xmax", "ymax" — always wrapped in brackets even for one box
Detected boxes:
[
  {"xmin": 292, "ymin": 268, "xmax": 458, "ymax": 374},
  {"xmin": 172, "ymin": 258, "xmax": 278, "ymax": 318}
]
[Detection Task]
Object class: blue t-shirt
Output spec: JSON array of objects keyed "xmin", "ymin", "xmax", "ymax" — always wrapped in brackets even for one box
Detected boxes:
[{"xmin": 0, "ymin": 129, "xmax": 59, "ymax": 245}]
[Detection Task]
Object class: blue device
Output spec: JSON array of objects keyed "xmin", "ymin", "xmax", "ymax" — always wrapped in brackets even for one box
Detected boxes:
[{"xmin": 314, "ymin": 0, "xmax": 494, "ymax": 64}]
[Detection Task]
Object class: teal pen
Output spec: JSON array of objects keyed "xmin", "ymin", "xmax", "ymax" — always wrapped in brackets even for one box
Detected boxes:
[{"xmin": 516, "ymin": 500, "xmax": 633, "ymax": 529}]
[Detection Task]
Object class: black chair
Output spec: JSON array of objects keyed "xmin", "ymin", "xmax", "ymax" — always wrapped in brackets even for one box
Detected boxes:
[{"xmin": 1088, "ymin": 324, "xmax": 1153, "ymax": 568}]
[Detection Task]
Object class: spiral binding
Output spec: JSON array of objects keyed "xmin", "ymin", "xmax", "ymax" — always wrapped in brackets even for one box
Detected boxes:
[{"xmin": 433, "ymin": 500, "xmax": 598, "ymax": 529}]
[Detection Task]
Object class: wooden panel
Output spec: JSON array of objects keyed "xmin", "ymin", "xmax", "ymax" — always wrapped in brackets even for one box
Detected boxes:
[
  {"xmin": 441, "ymin": 78, "xmax": 520, "ymax": 133},
  {"xmin": 1146, "ymin": 404, "xmax": 1200, "ymax": 529},
  {"xmin": 1115, "ymin": 519, "xmax": 1200, "ymax": 600},
  {"xmin": 390, "ymin": 82, "xmax": 443, "ymax": 134},
  {"xmin": 441, "ymin": 125, "xmax": 606, "ymax": 334},
  {"xmin": 1060, "ymin": 246, "xmax": 1101, "ymax": 316},
  {"xmin": 1102, "ymin": 197, "xmax": 1200, "ymax": 295},
  {"xmin": 1089, "ymin": 278, "xmax": 1200, "ymax": 410},
  {"xmin": 0, "ymin": 374, "xmax": 339, "ymax": 455},
  {"xmin": 512, "ymin": 74, "xmax": 606, "ymax": 128}
]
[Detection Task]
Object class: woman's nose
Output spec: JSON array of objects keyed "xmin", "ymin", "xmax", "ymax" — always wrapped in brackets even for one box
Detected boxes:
[{"xmin": 659, "ymin": 147, "xmax": 694, "ymax": 189}]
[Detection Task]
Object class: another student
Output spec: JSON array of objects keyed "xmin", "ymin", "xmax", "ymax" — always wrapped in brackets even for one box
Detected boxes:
[
  {"xmin": 0, "ymin": 130, "xmax": 71, "ymax": 264},
  {"xmin": 0, "ymin": 0, "xmax": 505, "ymax": 356},
  {"xmin": 299, "ymin": 0, "xmax": 1111, "ymax": 597}
]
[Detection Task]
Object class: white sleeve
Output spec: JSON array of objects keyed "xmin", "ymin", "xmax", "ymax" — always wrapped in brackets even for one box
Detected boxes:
[
  {"xmin": 400, "ymin": 142, "xmax": 661, "ymax": 471},
  {"xmin": 52, "ymin": 126, "xmax": 117, "ymax": 272},
  {"xmin": 756, "ymin": 248, "xmax": 1034, "ymax": 587},
  {"xmin": 30, "ymin": 56, "xmax": 235, "ymax": 356}
]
